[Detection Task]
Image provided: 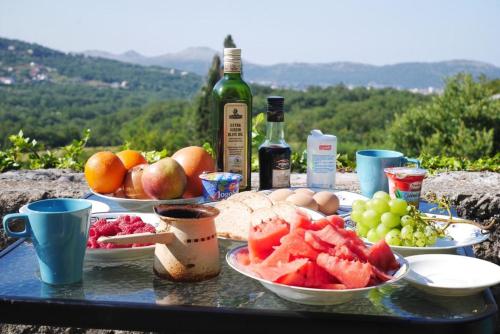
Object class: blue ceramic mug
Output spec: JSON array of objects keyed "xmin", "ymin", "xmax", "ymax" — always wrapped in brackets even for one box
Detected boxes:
[
  {"xmin": 2, "ymin": 198, "xmax": 92, "ymax": 285},
  {"xmin": 356, "ymin": 150, "xmax": 420, "ymax": 198}
]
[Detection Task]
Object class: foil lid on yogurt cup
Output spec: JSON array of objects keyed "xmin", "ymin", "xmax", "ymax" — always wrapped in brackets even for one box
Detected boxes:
[{"xmin": 384, "ymin": 167, "xmax": 427, "ymax": 179}]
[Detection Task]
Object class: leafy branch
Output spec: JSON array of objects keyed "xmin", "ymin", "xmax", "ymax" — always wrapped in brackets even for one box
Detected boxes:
[{"xmin": 420, "ymin": 193, "xmax": 496, "ymax": 232}]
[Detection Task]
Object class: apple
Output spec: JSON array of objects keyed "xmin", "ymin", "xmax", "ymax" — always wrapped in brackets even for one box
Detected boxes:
[
  {"xmin": 141, "ymin": 157, "xmax": 187, "ymax": 199},
  {"xmin": 123, "ymin": 164, "xmax": 150, "ymax": 199}
]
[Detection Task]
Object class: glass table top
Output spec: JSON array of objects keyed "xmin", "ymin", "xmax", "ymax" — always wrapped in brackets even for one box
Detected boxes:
[{"xmin": 0, "ymin": 238, "xmax": 495, "ymax": 322}]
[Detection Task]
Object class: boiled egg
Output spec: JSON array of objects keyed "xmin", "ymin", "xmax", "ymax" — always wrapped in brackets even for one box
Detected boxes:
[
  {"xmin": 268, "ymin": 188, "xmax": 295, "ymax": 203},
  {"xmin": 313, "ymin": 191, "xmax": 340, "ymax": 215},
  {"xmin": 286, "ymin": 193, "xmax": 319, "ymax": 211}
]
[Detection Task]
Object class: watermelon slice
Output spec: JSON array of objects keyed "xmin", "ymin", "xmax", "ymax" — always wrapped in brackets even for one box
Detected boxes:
[
  {"xmin": 367, "ymin": 239, "xmax": 400, "ymax": 272},
  {"xmin": 328, "ymin": 244, "xmax": 360, "ymax": 261},
  {"xmin": 261, "ymin": 228, "xmax": 318, "ymax": 266},
  {"xmin": 312, "ymin": 225, "xmax": 350, "ymax": 247},
  {"xmin": 276, "ymin": 261, "xmax": 333, "ymax": 288},
  {"xmin": 303, "ymin": 261, "xmax": 333, "ymax": 288},
  {"xmin": 317, "ymin": 253, "xmax": 372, "ymax": 289},
  {"xmin": 325, "ymin": 215, "xmax": 345, "ymax": 229},
  {"xmin": 371, "ymin": 265, "xmax": 394, "ymax": 282},
  {"xmin": 248, "ymin": 218, "xmax": 290, "ymax": 262},
  {"xmin": 304, "ymin": 230, "xmax": 330, "ymax": 252},
  {"xmin": 252, "ymin": 258, "xmax": 309, "ymax": 282},
  {"xmin": 289, "ymin": 210, "xmax": 313, "ymax": 231},
  {"xmin": 276, "ymin": 266, "xmax": 307, "ymax": 286},
  {"xmin": 312, "ymin": 225, "xmax": 369, "ymax": 261},
  {"xmin": 280, "ymin": 229, "xmax": 319, "ymax": 260},
  {"xmin": 309, "ymin": 218, "xmax": 329, "ymax": 231}
]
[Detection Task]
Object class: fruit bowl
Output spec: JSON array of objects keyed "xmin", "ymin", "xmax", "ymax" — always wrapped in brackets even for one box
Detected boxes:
[
  {"xmin": 85, "ymin": 212, "xmax": 161, "ymax": 263},
  {"xmin": 226, "ymin": 245, "xmax": 409, "ymax": 305},
  {"xmin": 90, "ymin": 190, "xmax": 203, "ymax": 213}
]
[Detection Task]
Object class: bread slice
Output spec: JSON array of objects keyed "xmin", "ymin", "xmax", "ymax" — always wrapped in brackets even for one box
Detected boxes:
[
  {"xmin": 250, "ymin": 207, "xmax": 278, "ymax": 227},
  {"xmin": 226, "ymin": 191, "xmax": 256, "ymax": 202},
  {"xmin": 230, "ymin": 191, "xmax": 273, "ymax": 211},
  {"xmin": 214, "ymin": 200, "xmax": 252, "ymax": 241},
  {"xmin": 271, "ymin": 201, "xmax": 311, "ymax": 223}
]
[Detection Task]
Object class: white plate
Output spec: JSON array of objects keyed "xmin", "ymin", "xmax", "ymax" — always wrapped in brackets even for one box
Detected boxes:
[
  {"xmin": 357, "ymin": 214, "xmax": 489, "ymax": 256},
  {"xmin": 85, "ymin": 212, "xmax": 161, "ymax": 263},
  {"xmin": 90, "ymin": 190, "xmax": 203, "ymax": 213},
  {"xmin": 404, "ymin": 254, "xmax": 500, "ymax": 296},
  {"xmin": 226, "ymin": 245, "xmax": 409, "ymax": 305},
  {"xmin": 19, "ymin": 199, "xmax": 110, "ymax": 214}
]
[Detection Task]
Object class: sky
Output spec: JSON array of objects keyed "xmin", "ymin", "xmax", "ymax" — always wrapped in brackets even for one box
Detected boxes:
[{"xmin": 0, "ymin": 0, "xmax": 499, "ymax": 66}]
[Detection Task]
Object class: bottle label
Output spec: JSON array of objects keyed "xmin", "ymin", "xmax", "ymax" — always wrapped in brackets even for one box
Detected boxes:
[
  {"xmin": 223, "ymin": 103, "xmax": 248, "ymax": 188},
  {"xmin": 224, "ymin": 60, "xmax": 241, "ymax": 73},
  {"xmin": 272, "ymin": 158, "xmax": 290, "ymax": 188}
]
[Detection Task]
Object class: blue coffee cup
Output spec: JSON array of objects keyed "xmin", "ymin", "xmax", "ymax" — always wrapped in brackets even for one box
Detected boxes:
[
  {"xmin": 3, "ymin": 198, "xmax": 92, "ymax": 285},
  {"xmin": 356, "ymin": 150, "xmax": 420, "ymax": 198}
]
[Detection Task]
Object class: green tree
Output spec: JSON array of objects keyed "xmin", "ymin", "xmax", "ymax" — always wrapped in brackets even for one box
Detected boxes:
[
  {"xmin": 192, "ymin": 35, "xmax": 238, "ymax": 143},
  {"xmin": 193, "ymin": 55, "xmax": 221, "ymax": 143},
  {"xmin": 224, "ymin": 35, "xmax": 236, "ymax": 48},
  {"xmin": 389, "ymin": 74, "xmax": 500, "ymax": 159}
]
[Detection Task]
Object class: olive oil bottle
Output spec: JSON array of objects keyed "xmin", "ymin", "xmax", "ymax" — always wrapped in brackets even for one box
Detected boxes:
[{"xmin": 212, "ymin": 48, "xmax": 252, "ymax": 190}]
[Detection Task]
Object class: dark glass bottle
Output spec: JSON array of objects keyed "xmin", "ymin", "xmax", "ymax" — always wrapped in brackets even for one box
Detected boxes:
[
  {"xmin": 258, "ymin": 96, "xmax": 291, "ymax": 190},
  {"xmin": 212, "ymin": 48, "xmax": 252, "ymax": 191}
]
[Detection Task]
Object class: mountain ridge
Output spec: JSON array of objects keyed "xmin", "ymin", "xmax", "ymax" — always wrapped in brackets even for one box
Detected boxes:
[{"xmin": 81, "ymin": 47, "xmax": 500, "ymax": 90}]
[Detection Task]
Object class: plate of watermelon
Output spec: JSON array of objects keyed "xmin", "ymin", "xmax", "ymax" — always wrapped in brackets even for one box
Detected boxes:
[
  {"xmin": 226, "ymin": 212, "xmax": 409, "ymax": 305},
  {"xmin": 85, "ymin": 212, "xmax": 160, "ymax": 263}
]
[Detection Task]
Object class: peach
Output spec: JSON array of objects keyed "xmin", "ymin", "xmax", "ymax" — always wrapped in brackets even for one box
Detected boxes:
[
  {"xmin": 123, "ymin": 164, "xmax": 150, "ymax": 199},
  {"xmin": 142, "ymin": 158, "xmax": 186, "ymax": 200}
]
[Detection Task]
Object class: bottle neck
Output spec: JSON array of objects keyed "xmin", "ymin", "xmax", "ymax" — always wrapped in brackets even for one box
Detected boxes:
[
  {"xmin": 265, "ymin": 121, "xmax": 286, "ymax": 144},
  {"xmin": 224, "ymin": 58, "xmax": 241, "ymax": 75},
  {"xmin": 224, "ymin": 72, "xmax": 242, "ymax": 79}
]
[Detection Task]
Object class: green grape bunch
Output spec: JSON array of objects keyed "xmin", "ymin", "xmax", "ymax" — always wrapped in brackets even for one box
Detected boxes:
[{"xmin": 350, "ymin": 191, "xmax": 442, "ymax": 247}]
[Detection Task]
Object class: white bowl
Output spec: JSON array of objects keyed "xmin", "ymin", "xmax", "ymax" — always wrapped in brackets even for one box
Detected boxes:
[
  {"xmin": 85, "ymin": 212, "xmax": 161, "ymax": 263},
  {"xmin": 404, "ymin": 254, "xmax": 500, "ymax": 296},
  {"xmin": 226, "ymin": 245, "xmax": 409, "ymax": 305},
  {"xmin": 90, "ymin": 190, "xmax": 202, "ymax": 213}
]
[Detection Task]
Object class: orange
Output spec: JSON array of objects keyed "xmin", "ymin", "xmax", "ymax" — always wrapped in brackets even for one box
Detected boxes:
[
  {"xmin": 172, "ymin": 146, "xmax": 215, "ymax": 198},
  {"xmin": 84, "ymin": 151, "xmax": 127, "ymax": 194},
  {"xmin": 116, "ymin": 150, "xmax": 148, "ymax": 170}
]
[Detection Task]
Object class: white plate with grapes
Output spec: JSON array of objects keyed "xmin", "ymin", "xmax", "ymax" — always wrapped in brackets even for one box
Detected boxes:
[{"xmin": 347, "ymin": 192, "xmax": 490, "ymax": 257}]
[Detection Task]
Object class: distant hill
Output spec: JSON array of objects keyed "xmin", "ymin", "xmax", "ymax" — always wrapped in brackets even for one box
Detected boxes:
[
  {"xmin": 0, "ymin": 37, "xmax": 202, "ymax": 98},
  {"xmin": 84, "ymin": 47, "xmax": 217, "ymax": 77},
  {"xmin": 0, "ymin": 37, "xmax": 203, "ymax": 148},
  {"xmin": 83, "ymin": 48, "xmax": 500, "ymax": 90}
]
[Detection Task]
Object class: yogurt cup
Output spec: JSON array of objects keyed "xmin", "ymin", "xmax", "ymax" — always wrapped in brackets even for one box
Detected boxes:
[
  {"xmin": 199, "ymin": 172, "xmax": 242, "ymax": 202},
  {"xmin": 384, "ymin": 167, "xmax": 427, "ymax": 208}
]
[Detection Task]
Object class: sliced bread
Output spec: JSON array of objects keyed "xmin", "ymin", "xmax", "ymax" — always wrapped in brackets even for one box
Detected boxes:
[{"xmin": 214, "ymin": 200, "xmax": 252, "ymax": 241}]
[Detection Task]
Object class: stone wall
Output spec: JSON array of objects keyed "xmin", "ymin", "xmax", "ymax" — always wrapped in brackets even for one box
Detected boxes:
[{"xmin": 0, "ymin": 169, "xmax": 499, "ymax": 334}]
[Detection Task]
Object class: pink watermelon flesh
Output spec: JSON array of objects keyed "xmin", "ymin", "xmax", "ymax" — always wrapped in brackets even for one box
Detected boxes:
[
  {"xmin": 371, "ymin": 265, "xmax": 394, "ymax": 282},
  {"xmin": 304, "ymin": 230, "xmax": 330, "ymax": 252},
  {"xmin": 325, "ymin": 215, "xmax": 345, "ymax": 229},
  {"xmin": 289, "ymin": 210, "xmax": 313, "ymax": 231},
  {"xmin": 367, "ymin": 239, "xmax": 400, "ymax": 272},
  {"xmin": 317, "ymin": 253, "xmax": 372, "ymax": 289},
  {"xmin": 252, "ymin": 258, "xmax": 309, "ymax": 282},
  {"xmin": 328, "ymin": 244, "xmax": 360, "ymax": 261}
]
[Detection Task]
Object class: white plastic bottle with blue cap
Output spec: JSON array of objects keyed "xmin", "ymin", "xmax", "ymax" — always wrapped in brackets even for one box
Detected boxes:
[{"xmin": 306, "ymin": 129, "xmax": 337, "ymax": 189}]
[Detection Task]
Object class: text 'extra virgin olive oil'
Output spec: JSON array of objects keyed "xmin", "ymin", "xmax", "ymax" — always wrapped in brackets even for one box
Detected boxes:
[
  {"xmin": 212, "ymin": 48, "xmax": 252, "ymax": 191},
  {"xmin": 258, "ymin": 96, "xmax": 291, "ymax": 190}
]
